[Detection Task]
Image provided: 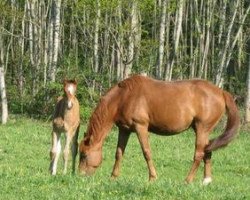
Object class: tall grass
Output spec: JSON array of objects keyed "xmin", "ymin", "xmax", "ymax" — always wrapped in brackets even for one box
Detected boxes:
[{"xmin": 0, "ymin": 117, "xmax": 249, "ymax": 199}]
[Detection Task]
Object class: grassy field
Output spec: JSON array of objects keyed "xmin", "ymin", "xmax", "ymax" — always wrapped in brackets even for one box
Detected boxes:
[{"xmin": 0, "ymin": 116, "xmax": 250, "ymax": 200}]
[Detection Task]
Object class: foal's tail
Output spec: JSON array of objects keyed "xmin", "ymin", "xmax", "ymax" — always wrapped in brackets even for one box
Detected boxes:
[{"xmin": 205, "ymin": 91, "xmax": 240, "ymax": 152}]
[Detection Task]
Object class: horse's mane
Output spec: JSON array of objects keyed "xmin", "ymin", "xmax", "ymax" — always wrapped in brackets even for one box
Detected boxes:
[
  {"xmin": 85, "ymin": 75, "xmax": 148, "ymax": 144},
  {"xmin": 85, "ymin": 97, "xmax": 109, "ymax": 142}
]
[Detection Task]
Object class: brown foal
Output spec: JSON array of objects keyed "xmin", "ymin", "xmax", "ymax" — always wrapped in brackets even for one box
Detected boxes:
[
  {"xmin": 49, "ymin": 80, "xmax": 80, "ymax": 175},
  {"xmin": 79, "ymin": 75, "xmax": 240, "ymax": 184}
]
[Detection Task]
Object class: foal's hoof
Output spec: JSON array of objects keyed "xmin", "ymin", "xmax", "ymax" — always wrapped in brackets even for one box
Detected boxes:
[
  {"xmin": 202, "ymin": 177, "xmax": 212, "ymax": 185},
  {"xmin": 110, "ymin": 174, "xmax": 118, "ymax": 180},
  {"xmin": 149, "ymin": 175, "xmax": 157, "ymax": 182}
]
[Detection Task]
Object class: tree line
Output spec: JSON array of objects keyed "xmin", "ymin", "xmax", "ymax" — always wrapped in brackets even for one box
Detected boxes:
[{"xmin": 0, "ymin": 0, "xmax": 250, "ymax": 123}]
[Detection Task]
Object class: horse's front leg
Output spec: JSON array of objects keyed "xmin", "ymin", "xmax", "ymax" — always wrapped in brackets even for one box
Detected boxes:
[
  {"xmin": 135, "ymin": 124, "xmax": 157, "ymax": 181},
  {"xmin": 111, "ymin": 128, "xmax": 131, "ymax": 179}
]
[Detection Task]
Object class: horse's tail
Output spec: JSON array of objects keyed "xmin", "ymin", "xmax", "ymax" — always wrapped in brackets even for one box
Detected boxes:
[{"xmin": 205, "ymin": 91, "xmax": 240, "ymax": 152}]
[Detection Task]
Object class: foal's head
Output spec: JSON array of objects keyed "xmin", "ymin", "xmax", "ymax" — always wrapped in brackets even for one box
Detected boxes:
[
  {"xmin": 63, "ymin": 79, "xmax": 77, "ymax": 108},
  {"xmin": 78, "ymin": 136, "xmax": 102, "ymax": 176}
]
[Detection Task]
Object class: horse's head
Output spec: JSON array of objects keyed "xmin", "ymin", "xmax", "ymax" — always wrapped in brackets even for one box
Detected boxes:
[
  {"xmin": 78, "ymin": 136, "xmax": 102, "ymax": 176},
  {"xmin": 63, "ymin": 79, "xmax": 77, "ymax": 108}
]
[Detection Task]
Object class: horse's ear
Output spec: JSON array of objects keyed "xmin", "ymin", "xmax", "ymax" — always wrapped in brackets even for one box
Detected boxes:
[
  {"xmin": 84, "ymin": 137, "xmax": 90, "ymax": 146},
  {"xmin": 83, "ymin": 134, "xmax": 93, "ymax": 146}
]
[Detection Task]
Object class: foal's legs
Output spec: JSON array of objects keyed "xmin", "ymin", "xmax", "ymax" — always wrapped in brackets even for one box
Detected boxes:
[
  {"xmin": 71, "ymin": 126, "xmax": 79, "ymax": 174},
  {"xmin": 111, "ymin": 128, "xmax": 131, "ymax": 178},
  {"xmin": 63, "ymin": 131, "xmax": 74, "ymax": 174},
  {"xmin": 50, "ymin": 130, "xmax": 61, "ymax": 175},
  {"xmin": 135, "ymin": 124, "xmax": 157, "ymax": 181}
]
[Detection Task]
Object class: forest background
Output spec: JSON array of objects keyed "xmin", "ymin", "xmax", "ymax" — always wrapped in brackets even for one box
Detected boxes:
[{"xmin": 0, "ymin": 0, "xmax": 250, "ymax": 123}]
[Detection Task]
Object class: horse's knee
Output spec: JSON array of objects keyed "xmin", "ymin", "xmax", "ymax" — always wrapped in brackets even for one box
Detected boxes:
[{"xmin": 194, "ymin": 151, "xmax": 205, "ymax": 162}]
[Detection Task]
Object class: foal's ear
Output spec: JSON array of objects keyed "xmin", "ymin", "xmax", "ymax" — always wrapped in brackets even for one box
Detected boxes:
[
  {"xmin": 63, "ymin": 79, "xmax": 68, "ymax": 85},
  {"xmin": 73, "ymin": 78, "xmax": 77, "ymax": 85}
]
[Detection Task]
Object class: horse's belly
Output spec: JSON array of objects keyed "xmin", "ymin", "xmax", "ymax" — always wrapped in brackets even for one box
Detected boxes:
[
  {"xmin": 148, "ymin": 116, "xmax": 193, "ymax": 135},
  {"xmin": 148, "ymin": 126, "xmax": 187, "ymax": 136}
]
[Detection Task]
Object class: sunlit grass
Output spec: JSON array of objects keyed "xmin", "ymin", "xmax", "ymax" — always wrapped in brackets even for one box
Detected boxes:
[{"xmin": 0, "ymin": 117, "xmax": 249, "ymax": 199}]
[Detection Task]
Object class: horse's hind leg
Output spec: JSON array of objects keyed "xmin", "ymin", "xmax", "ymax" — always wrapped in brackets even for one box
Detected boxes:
[
  {"xmin": 203, "ymin": 151, "xmax": 212, "ymax": 185},
  {"xmin": 111, "ymin": 128, "xmax": 131, "ymax": 179},
  {"xmin": 50, "ymin": 131, "xmax": 61, "ymax": 175},
  {"xmin": 186, "ymin": 124, "xmax": 209, "ymax": 183},
  {"xmin": 71, "ymin": 126, "xmax": 79, "ymax": 174},
  {"xmin": 135, "ymin": 124, "xmax": 157, "ymax": 181}
]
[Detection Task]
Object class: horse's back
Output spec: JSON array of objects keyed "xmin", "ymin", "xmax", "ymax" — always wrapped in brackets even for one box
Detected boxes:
[{"xmin": 115, "ymin": 76, "xmax": 226, "ymax": 134}]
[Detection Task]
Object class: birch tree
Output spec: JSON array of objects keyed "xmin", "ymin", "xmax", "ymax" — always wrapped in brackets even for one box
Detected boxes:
[
  {"xmin": 94, "ymin": 0, "xmax": 101, "ymax": 74},
  {"xmin": 215, "ymin": 0, "xmax": 240, "ymax": 86},
  {"xmin": 157, "ymin": 0, "xmax": 167, "ymax": 78},
  {"xmin": 123, "ymin": 1, "xmax": 138, "ymax": 79},
  {"xmin": 48, "ymin": 0, "xmax": 62, "ymax": 83},
  {"xmin": 164, "ymin": 0, "xmax": 184, "ymax": 81},
  {"xmin": 245, "ymin": 55, "xmax": 250, "ymax": 123},
  {"xmin": 0, "ymin": 31, "xmax": 8, "ymax": 124}
]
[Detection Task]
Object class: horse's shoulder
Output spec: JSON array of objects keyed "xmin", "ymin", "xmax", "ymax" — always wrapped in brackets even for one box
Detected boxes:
[
  {"xmin": 118, "ymin": 75, "xmax": 148, "ymax": 90},
  {"xmin": 188, "ymin": 79, "xmax": 216, "ymax": 88}
]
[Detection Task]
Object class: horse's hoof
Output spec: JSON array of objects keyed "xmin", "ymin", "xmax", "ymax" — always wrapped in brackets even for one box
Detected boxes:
[
  {"xmin": 202, "ymin": 177, "xmax": 212, "ymax": 185},
  {"xmin": 185, "ymin": 178, "xmax": 193, "ymax": 184}
]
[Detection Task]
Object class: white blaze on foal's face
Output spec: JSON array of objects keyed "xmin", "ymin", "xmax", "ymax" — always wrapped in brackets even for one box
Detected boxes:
[
  {"xmin": 66, "ymin": 83, "xmax": 76, "ymax": 108},
  {"xmin": 67, "ymin": 84, "xmax": 76, "ymax": 95}
]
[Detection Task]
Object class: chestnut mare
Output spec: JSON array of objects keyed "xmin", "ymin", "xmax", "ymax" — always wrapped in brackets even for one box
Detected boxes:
[
  {"xmin": 79, "ymin": 75, "xmax": 240, "ymax": 184},
  {"xmin": 49, "ymin": 80, "xmax": 80, "ymax": 175}
]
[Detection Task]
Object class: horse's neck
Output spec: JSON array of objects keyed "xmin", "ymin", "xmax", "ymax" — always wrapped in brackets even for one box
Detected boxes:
[{"xmin": 87, "ymin": 100, "xmax": 115, "ymax": 149}]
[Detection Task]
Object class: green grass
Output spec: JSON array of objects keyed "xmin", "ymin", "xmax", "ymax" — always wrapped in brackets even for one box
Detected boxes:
[{"xmin": 0, "ymin": 117, "xmax": 250, "ymax": 200}]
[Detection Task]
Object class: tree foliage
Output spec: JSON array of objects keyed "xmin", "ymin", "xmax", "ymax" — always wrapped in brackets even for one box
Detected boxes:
[{"xmin": 0, "ymin": 0, "xmax": 249, "ymax": 119}]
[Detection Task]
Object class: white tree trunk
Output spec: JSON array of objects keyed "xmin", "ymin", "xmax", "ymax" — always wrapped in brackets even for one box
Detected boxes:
[
  {"xmin": 124, "ymin": 1, "xmax": 138, "ymax": 79},
  {"xmin": 0, "ymin": 24, "xmax": 8, "ymax": 124},
  {"xmin": 245, "ymin": 55, "xmax": 250, "ymax": 123},
  {"xmin": 225, "ymin": 4, "xmax": 250, "ymax": 68},
  {"xmin": 116, "ymin": 0, "xmax": 124, "ymax": 81},
  {"xmin": 165, "ymin": 0, "xmax": 184, "ymax": 81},
  {"xmin": 215, "ymin": 0, "xmax": 240, "ymax": 86},
  {"xmin": 94, "ymin": 0, "xmax": 101, "ymax": 73},
  {"xmin": 48, "ymin": 0, "xmax": 61, "ymax": 82},
  {"xmin": 52, "ymin": 0, "xmax": 61, "ymax": 82},
  {"xmin": 0, "ymin": 67, "xmax": 8, "ymax": 124},
  {"xmin": 157, "ymin": 0, "xmax": 167, "ymax": 78}
]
